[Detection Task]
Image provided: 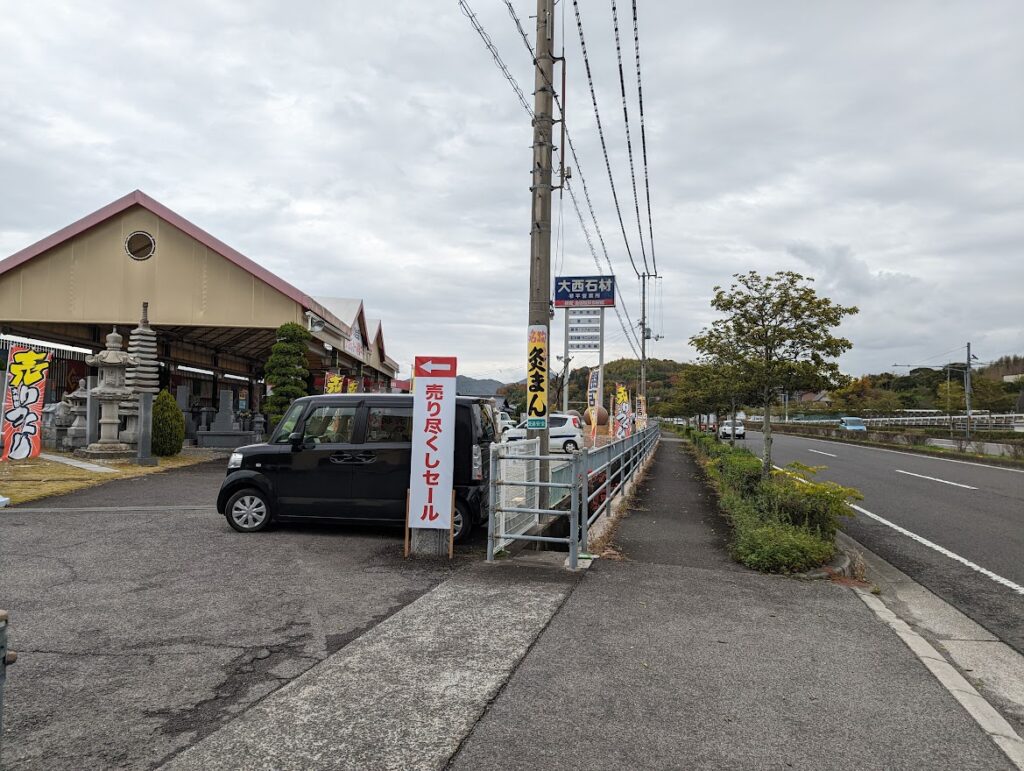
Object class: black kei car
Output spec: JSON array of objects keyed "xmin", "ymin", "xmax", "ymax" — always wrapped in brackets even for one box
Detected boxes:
[{"xmin": 217, "ymin": 393, "xmax": 497, "ymax": 542}]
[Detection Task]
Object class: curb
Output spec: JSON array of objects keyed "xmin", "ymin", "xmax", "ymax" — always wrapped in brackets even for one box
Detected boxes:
[{"xmin": 796, "ymin": 548, "xmax": 851, "ymax": 580}]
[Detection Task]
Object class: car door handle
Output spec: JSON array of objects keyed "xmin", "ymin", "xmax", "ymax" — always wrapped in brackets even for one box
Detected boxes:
[
  {"xmin": 353, "ymin": 452, "xmax": 376, "ymax": 464},
  {"xmin": 329, "ymin": 453, "xmax": 354, "ymax": 464}
]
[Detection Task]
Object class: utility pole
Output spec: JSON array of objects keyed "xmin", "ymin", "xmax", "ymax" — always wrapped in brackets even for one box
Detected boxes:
[
  {"xmin": 527, "ymin": 0, "xmax": 555, "ymax": 489},
  {"xmin": 965, "ymin": 341, "xmax": 973, "ymax": 440},
  {"xmin": 640, "ymin": 273, "xmax": 647, "ymax": 401}
]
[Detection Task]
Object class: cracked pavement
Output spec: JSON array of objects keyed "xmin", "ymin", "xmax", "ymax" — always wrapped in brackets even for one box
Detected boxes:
[{"xmin": 0, "ymin": 461, "xmax": 480, "ymax": 769}]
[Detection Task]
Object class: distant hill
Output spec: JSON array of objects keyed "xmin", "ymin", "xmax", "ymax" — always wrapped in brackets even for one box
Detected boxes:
[{"xmin": 456, "ymin": 376, "xmax": 506, "ymax": 396}]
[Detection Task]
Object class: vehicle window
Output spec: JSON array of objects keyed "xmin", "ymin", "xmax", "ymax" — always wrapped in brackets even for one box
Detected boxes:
[
  {"xmin": 550, "ymin": 416, "xmax": 567, "ymax": 427},
  {"xmin": 303, "ymin": 405, "xmax": 357, "ymax": 443},
  {"xmin": 500, "ymin": 412, "xmax": 510, "ymax": 422},
  {"xmin": 273, "ymin": 402, "xmax": 306, "ymax": 443},
  {"xmin": 365, "ymin": 406, "xmax": 412, "ymax": 443},
  {"xmin": 475, "ymin": 404, "xmax": 497, "ymax": 443}
]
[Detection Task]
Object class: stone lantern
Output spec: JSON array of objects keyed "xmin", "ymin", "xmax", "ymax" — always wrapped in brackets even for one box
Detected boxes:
[{"xmin": 78, "ymin": 328, "xmax": 138, "ymax": 459}]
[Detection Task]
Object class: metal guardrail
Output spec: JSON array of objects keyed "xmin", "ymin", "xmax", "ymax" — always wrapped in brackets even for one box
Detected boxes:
[
  {"xmin": 750, "ymin": 413, "xmax": 1023, "ymax": 429},
  {"xmin": 486, "ymin": 426, "xmax": 660, "ymax": 569}
]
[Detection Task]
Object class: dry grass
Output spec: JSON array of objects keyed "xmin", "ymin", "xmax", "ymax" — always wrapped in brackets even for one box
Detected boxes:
[{"xmin": 0, "ymin": 449, "xmax": 225, "ymax": 506}]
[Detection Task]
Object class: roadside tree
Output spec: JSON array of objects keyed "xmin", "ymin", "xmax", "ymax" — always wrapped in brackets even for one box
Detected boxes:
[
  {"xmin": 264, "ymin": 322, "xmax": 312, "ymax": 427},
  {"xmin": 690, "ymin": 271, "xmax": 858, "ymax": 475}
]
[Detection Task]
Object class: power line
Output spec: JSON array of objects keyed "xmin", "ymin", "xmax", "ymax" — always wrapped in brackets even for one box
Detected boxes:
[
  {"xmin": 571, "ymin": 0, "xmax": 641, "ymax": 278},
  {"xmin": 610, "ymin": 0, "xmax": 649, "ymax": 274},
  {"xmin": 459, "ymin": 0, "xmax": 533, "ymax": 116},
  {"xmin": 498, "ymin": 1, "xmax": 643, "ymax": 355},
  {"xmin": 567, "ymin": 180, "xmax": 641, "ymax": 358},
  {"xmin": 631, "ymin": 0, "xmax": 657, "ymax": 276}
]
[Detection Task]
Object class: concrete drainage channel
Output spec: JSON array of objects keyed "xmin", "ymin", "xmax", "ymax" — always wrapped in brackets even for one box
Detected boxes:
[{"xmin": 486, "ymin": 427, "xmax": 660, "ymax": 569}]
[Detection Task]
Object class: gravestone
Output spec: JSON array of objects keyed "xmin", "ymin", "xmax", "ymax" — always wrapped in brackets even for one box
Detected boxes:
[
  {"xmin": 176, "ymin": 385, "xmax": 197, "ymax": 440},
  {"xmin": 197, "ymin": 389, "xmax": 261, "ymax": 448}
]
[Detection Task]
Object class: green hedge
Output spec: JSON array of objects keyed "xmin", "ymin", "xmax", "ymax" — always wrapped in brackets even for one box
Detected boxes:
[{"xmin": 679, "ymin": 427, "xmax": 860, "ymax": 573}]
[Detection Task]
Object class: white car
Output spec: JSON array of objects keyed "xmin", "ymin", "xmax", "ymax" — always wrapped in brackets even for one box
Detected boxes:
[
  {"xmin": 503, "ymin": 413, "xmax": 584, "ymax": 452},
  {"xmin": 497, "ymin": 411, "xmax": 515, "ymax": 434},
  {"xmin": 719, "ymin": 420, "xmax": 745, "ymax": 440}
]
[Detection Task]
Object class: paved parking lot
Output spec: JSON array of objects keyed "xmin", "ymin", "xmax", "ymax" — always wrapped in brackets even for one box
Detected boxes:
[{"xmin": 0, "ymin": 461, "xmax": 481, "ymax": 770}]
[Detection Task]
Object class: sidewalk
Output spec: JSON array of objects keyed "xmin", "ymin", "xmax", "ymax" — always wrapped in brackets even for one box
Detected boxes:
[
  {"xmin": 450, "ymin": 440, "xmax": 1014, "ymax": 770},
  {"xmin": 160, "ymin": 440, "xmax": 1017, "ymax": 770}
]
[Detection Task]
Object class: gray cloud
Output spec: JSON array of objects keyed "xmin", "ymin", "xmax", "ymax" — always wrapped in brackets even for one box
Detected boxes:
[{"xmin": 1, "ymin": 1, "xmax": 1021, "ymax": 379}]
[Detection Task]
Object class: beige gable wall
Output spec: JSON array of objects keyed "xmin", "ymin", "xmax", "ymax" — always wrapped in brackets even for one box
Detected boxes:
[{"xmin": 0, "ymin": 206, "xmax": 304, "ymax": 329}]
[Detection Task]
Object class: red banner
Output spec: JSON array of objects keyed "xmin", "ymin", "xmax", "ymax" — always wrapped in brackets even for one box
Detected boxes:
[{"xmin": 2, "ymin": 345, "xmax": 53, "ymax": 461}]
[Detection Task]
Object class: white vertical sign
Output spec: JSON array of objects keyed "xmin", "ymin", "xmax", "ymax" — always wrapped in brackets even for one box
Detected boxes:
[{"xmin": 409, "ymin": 356, "xmax": 458, "ymax": 530}]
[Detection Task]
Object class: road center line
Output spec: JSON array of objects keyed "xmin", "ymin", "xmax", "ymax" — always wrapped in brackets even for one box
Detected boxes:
[
  {"xmin": 895, "ymin": 469, "xmax": 978, "ymax": 490},
  {"xmin": 807, "ymin": 449, "xmax": 837, "ymax": 458},
  {"xmin": 772, "ymin": 465, "xmax": 1022, "ymax": 596}
]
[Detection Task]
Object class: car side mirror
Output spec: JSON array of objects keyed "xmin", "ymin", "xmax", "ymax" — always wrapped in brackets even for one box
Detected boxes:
[{"xmin": 288, "ymin": 432, "xmax": 303, "ymax": 447}]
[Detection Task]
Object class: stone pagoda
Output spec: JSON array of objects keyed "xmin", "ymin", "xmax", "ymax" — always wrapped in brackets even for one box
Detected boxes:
[{"xmin": 120, "ymin": 302, "xmax": 160, "ymax": 445}]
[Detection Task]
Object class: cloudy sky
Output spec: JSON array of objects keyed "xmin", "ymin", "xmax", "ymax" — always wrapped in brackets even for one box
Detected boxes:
[{"xmin": 1, "ymin": 1, "xmax": 1021, "ymax": 381}]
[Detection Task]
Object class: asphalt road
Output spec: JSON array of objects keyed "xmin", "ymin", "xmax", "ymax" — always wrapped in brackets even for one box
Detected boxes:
[
  {"xmin": 0, "ymin": 461, "xmax": 482, "ymax": 770},
  {"xmin": 743, "ymin": 430, "xmax": 1024, "ymax": 654}
]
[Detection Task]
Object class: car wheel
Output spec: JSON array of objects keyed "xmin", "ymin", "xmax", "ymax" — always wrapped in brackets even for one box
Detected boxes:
[
  {"xmin": 563, "ymin": 439, "xmax": 579, "ymax": 453},
  {"xmin": 226, "ymin": 488, "xmax": 272, "ymax": 533},
  {"xmin": 453, "ymin": 499, "xmax": 474, "ymax": 544}
]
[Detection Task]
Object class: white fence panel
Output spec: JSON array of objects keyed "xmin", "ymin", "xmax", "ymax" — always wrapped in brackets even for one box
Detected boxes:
[{"xmin": 495, "ymin": 439, "xmax": 540, "ymax": 551}]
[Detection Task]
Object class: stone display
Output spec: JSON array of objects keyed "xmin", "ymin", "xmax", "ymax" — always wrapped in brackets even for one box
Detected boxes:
[
  {"xmin": 78, "ymin": 328, "xmax": 138, "ymax": 460},
  {"xmin": 121, "ymin": 302, "xmax": 160, "ymax": 445},
  {"xmin": 63, "ymin": 379, "xmax": 89, "ymax": 450}
]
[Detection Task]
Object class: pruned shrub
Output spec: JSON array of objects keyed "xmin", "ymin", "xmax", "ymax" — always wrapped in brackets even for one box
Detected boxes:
[{"xmin": 152, "ymin": 389, "xmax": 185, "ymax": 457}]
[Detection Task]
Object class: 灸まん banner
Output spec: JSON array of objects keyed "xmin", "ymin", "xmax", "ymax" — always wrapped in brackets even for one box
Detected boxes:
[
  {"xmin": 526, "ymin": 326, "xmax": 548, "ymax": 429},
  {"xmin": 2, "ymin": 345, "xmax": 53, "ymax": 461}
]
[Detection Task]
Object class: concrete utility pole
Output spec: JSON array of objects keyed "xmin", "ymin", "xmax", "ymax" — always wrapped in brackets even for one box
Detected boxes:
[
  {"xmin": 965, "ymin": 341, "xmax": 973, "ymax": 439},
  {"xmin": 640, "ymin": 273, "xmax": 647, "ymax": 401},
  {"xmin": 527, "ymin": 0, "xmax": 555, "ymax": 488}
]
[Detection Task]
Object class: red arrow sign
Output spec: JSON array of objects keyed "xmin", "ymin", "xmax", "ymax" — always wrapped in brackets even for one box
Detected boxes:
[{"xmin": 414, "ymin": 356, "xmax": 458, "ymax": 378}]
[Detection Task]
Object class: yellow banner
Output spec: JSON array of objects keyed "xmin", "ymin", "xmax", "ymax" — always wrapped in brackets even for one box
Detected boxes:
[{"xmin": 526, "ymin": 325, "xmax": 548, "ymax": 429}]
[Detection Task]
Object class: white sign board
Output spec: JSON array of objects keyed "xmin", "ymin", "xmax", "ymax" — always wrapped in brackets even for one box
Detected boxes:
[{"xmin": 409, "ymin": 356, "xmax": 458, "ymax": 530}]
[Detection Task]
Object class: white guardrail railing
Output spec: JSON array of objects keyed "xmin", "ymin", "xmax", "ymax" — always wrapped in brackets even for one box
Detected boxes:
[
  {"xmin": 748, "ymin": 413, "xmax": 1023, "ymax": 429},
  {"xmin": 486, "ymin": 426, "xmax": 660, "ymax": 569}
]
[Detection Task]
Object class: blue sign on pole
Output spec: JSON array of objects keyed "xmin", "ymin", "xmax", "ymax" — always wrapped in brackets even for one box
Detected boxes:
[{"xmin": 554, "ymin": 276, "xmax": 615, "ymax": 308}]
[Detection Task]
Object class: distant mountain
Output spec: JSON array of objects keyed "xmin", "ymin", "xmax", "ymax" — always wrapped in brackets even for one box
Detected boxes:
[{"xmin": 456, "ymin": 376, "xmax": 507, "ymax": 396}]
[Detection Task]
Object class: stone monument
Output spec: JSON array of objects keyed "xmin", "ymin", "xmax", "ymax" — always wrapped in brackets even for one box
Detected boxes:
[
  {"xmin": 197, "ymin": 389, "xmax": 262, "ymax": 448},
  {"xmin": 63, "ymin": 379, "xmax": 90, "ymax": 450},
  {"xmin": 121, "ymin": 302, "xmax": 161, "ymax": 445},
  {"xmin": 78, "ymin": 328, "xmax": 138, "ymax": 460}
]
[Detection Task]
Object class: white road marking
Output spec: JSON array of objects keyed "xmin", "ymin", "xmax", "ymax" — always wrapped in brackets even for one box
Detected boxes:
[
  {"xmin": 850, "ymin": 502, "xmax": 1024, "ymax": 596},
  {"xmin": 807, "ymin": 449, "xmax": 837, "ymax": 458},
  {"xmin": 773, "ymin": 465, "xmax": 1024, "ymax": 596},
  {"xmin": 770, "ymin": 432, "xmax": 1024, "ymax": 474},
  {"xmin": 895, "ymin": 469, "xmax": 978, "ymax": 490}
]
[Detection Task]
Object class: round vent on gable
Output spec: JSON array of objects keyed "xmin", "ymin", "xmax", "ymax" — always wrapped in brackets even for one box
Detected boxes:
[{"xmin": 125, "ymin": 231, "xmax": 156, "ymax": 261}]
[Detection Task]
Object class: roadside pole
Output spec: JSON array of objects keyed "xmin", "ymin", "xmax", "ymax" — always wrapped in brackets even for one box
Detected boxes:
[
  {"xmin": 527, "ymin": 0, "xmax": 555, "ymax": 501},
  {"xmin": 965, "ymin": 341, "xmax": 973, "ymax": 440},
  {"xmin": 640, "ymin": 272, "xmax": 647, "ymax": 401},
  {"xmin": 562, "ymin": 308, "xmax": 570, "ymax": 414}
]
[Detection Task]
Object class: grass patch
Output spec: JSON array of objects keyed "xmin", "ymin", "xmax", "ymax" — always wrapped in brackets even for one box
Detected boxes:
[
  {"xmin": 672, "ymin": 426, "xmax": 860, "ymax": 574},
  {"xmin": 0, "ymin": 450, "xmax": 225, "ymax": 506}
]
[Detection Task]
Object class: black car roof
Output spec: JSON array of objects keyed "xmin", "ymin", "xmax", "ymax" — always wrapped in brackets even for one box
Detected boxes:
[{"xmin": 294, "ymin": 393, "xmax": 490, "ymax": 404}]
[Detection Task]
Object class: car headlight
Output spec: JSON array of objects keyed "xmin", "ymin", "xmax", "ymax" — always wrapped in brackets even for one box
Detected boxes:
[{"xmin": 228, "ymin": 452, "xmax": 244, "ymax": 469}]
